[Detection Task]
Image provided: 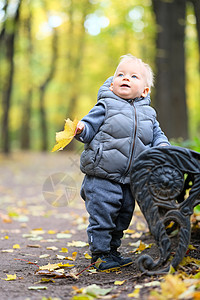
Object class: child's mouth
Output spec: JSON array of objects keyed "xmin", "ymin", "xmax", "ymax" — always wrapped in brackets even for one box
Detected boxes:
[{"xmin": 120, "ymin": 84, "xmax": 130, "ymax": 88}]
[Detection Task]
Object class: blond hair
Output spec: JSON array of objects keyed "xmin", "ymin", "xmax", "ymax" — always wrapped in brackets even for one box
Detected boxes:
[{"xmin": 114, "ymin": 54, "xmax": 154, "ymax": 91}]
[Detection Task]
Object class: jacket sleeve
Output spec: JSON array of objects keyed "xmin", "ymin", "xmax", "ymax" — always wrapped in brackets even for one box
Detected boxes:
[
  {"xmin": 75, "ymin": 102, "xmax": 105, "ymax": 144},
  {"xmin": 152, "ymin": 119, "xmax": 170, "ymax": 146}
]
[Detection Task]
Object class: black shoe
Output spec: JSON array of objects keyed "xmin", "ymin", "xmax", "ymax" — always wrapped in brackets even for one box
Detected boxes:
[
  {"xmin": 91, "ymin": 252, "xmax": 121, "ymax": 271},
  {"xmin": 111, "ymin": 249, "xmax": 133, "ymax": 267}
]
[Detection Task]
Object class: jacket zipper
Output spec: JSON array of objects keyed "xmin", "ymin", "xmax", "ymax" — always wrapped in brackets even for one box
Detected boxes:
[{"xmin": 126, "ymin": 102, "xmax": 137, "ymax": 174}]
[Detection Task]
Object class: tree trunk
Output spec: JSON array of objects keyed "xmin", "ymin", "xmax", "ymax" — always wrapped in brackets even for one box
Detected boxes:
[
  {"xmin": 65, "ymin": 0, "xmax": 91, "ymax": 118},
  {"xmin": 21, "ymin": 8, "xmax": 33, "ymax": 149},
  {"xmin": 152, "ymin": 0, "xmax": 188, "ymax": 139},
  {"xmin": 189, "ymin": 0, "xmax": 200, "ymax": 50},
  {"xmin": 1, "ymin": 0, "xmax": 22, "ymax": 153},
  {"xmin": 39, "ymin": 29, "xmax": 58, "ymax": 151}
]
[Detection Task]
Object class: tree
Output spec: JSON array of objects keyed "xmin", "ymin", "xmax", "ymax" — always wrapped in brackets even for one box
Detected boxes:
[
  {"xmin": 0, "ymin": 0, "xmax": 22, "ymax": 153},
  {"xmin": 190, "ymin": 0, "xmax": 200, "ymax": 52},
  {"xmin": 152, "ymin": 0, "xmax": 188, "ymax": 139},
  {"xmin": 39, "ymin": 28, "xmax": 58, "ymax": 151},
  {"xmin": 20, "ymin": 6, "xmax": 33, "ymax": 149}
]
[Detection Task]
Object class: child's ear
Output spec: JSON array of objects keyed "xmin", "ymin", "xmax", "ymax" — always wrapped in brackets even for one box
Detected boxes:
[
  {"xmin": 141, "ymin": 87, "xmax": 149, "ymax": 98},
  {"xmin": 109, "ymin": 83, "xmax": 113, "ymax": 91}
]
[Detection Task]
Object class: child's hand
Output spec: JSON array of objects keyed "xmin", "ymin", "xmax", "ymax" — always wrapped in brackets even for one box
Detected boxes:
[{"xmin": 76, "ymin": 121, "xmax": 85, "ymax": 135}]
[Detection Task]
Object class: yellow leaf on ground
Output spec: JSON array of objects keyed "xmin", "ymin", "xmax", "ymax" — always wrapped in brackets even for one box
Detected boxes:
[
  {"xmin": 47, "ymin": 230, "xmax": 57, "ymax": 234},
  {"xmin": 65, "ymin": 252, "xmax": 77, "ymax": 261},
  {"xmin": 52, "ymin": 118, "xmax": 79, "ymax": 152},
  {"xmin": 84, "ymin": 253, "xmax": 92, "ymax": 259},
  {"xmin": 160, "ymin": 274, "xmax": 187, "ymax": 299},
  {"xmin": 180, "ymin": 256, "xmax": 200, "ymax": 267},
  {"xmin": 39, "ymin": 263, "xmax": 61, "ymax": 271},
  {"xmin": 39, "ymin": 262, "xmax": 74, "ymax": 271},
  {"xmin": 128, "ymin": 288, "xmax": 140, "ymax": 298},
  {"xmin": 114, "ymin": 280, "xmax": 125, "ymax": 285},
  {"xmin": 137, "ymin": 241, "xmax": 146, "ymax": 252},
  {"xmin": 2, "ymin": 274, "xmax": 17, "ymax": 281},
  {"xmin": 125, "ymin": 229, "xmax": 136, "ymax": 234},
  {"xmin": 59, "ymin": 248, "xmax": 68, "ymax": 253},
  {"xmin": 46, "ymin": 246, "xmax": 58, "ymax": 251},
  {"xmin": 13, "ymin": 244, "xmax": 20, "ymax": 249}
]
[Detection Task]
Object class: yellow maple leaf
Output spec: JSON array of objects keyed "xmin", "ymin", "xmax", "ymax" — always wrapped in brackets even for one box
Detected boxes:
[
  {"xmin": 39, "ymin": 263, "xmax": 61, "ymax": 271},
  {"xmin": 52, "ymin": 118, "xmax": 79, "ymax": 152}
]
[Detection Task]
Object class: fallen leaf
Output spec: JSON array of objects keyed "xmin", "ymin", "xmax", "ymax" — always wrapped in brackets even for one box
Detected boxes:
[
  {"xmin": 39, "ymin": 254, "xmax": 50, "ymax": 259},
  {"xmin": 52, "ymin": 118, "xmax": 79, "ymax": 152},
  {"xmin": 67, "ymin": 241, "xmax": 89, "ymax": 248},
  {"xmin": 39, "ymin": 263, "xmax": 63, "ymax": 271},
  {"xmin": 28, "ymin": 286, "xmax": 48, "ymax": 290},
  {"xmin": 114, "ymin": 280, "xmax": 125, "ymax": 285},
  {"xmin": 39, "ymin": 262, "xmax": 74, "ymax": 271},
  {"xmin": 84, "ymin": 253, "xmax": 92, "ymax": 259},
  {"xmin": 82, "ymin": 284, "xmax": 112, "ymax": 297},
  {"xmin": 180, "ymin": 256, "xmax": 200, "ymax": 267},
  {"xmin": 35, "ymin": 278, "xmax": 55, "ymax": 283},
  {"xmin": 56, "ymin": 254, "xmax": 66, "ymax": 260},
  {"xmin": 27, "ymin": 244, "xmax": 41, "ymax": 248},
  {"xmin": 46, "ymin": 246, "xmax": 58, "ymax": 251},
  {"xmin": 2, "ymin": 274, "xmax": 17, "ymax": 281},
  {"xmin": 48, "ymin": 230, "xmax": 57, "ymax": 234},
  {"xmin": 125, "ymin": 229, "xmax": 136, "ymax": 234},
  {"xmin": 188, "ymin": 245, "xmax": 197, "ymax": 250},
  {"xmin": 56, "ymin": 233, "xmax": 72, "ymax": 239},
  {"xmin": 0, "ymin": 213, "xmax": 12, "ymax": 223},
  {"xmin": 128, "ymin": 288, "xmax": 140, "ymax": 298},
  {"xmin": 60, "ymin": 248, "xmax": 68, "ymax": 253},
  {"xmin": 1, "ymin": 249, "xmax": 14, "ymax": 253},
  {"xmin": 35, "ymin": 269, "xmax": 78, "ymax": 279},
  {"xmin": 13, "ymin": 244, "xmax": 20, "ymax": 249},
  {"xmin": 160, "ymin": 274, "xmax": 187, "ymax": 299},
  {"xmin": 65, "ymin": 252, "xmax": 77, "ymax": 261},
  {"xmin": 168, "ymin": 265, "xmax": 176, "ymax": 274},
  {"xmin": 129, "ymin": 240, "xmax": 153, "ymax": 253}
]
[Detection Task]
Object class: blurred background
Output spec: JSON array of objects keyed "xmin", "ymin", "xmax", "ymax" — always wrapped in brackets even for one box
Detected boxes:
[{"xmin": 0, "ymin": 0, "xmax": 199, "ymax": 154}]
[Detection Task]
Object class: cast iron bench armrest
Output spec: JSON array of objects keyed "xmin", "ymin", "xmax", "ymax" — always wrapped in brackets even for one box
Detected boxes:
[{"xmin": 130, "ymin": 146, "xmax": 200, "ymax": 275}]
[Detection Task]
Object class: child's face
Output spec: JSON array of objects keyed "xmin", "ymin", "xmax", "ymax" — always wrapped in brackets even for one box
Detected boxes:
[{"xmin": 110, "ymin": 60, "xmax": 149, "ymax": 100}]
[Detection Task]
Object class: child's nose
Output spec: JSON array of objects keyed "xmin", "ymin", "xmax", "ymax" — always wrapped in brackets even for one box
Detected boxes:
[{"xmin": 123, "ymin": 75, "xmax": 131, "ymax": 81}]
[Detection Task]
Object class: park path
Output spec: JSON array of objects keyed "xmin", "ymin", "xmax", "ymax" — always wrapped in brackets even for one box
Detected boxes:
[{"xmin": 0, "ymin": 151, "xmax": 148, "ymax": 300}]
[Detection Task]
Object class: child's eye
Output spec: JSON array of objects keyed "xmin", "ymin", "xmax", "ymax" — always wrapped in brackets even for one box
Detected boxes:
[
  {"xmin": 118, "ymin": 73, "xmax": 123, "ymax": 77},
  {"xmin": 132, "ymin": 75, "xmax": 137, "ymax": 79}
]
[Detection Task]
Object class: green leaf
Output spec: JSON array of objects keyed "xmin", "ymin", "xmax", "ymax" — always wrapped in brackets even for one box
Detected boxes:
[{"xmin": 84, "ymin": 284, "xmax": 113, "ymax": 297}]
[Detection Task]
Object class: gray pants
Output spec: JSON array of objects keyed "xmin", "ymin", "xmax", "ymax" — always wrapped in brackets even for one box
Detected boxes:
[{"xmin": 80, "ymin": 175, "xmax": 135, "ymax": 254}]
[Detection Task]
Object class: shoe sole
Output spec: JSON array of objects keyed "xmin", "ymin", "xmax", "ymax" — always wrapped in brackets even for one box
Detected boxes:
[
  {"xmin": 120, "ymin": 261, "xmax": 133, "ymax": 267},
  {"xmin": 96, "ymin": 266, "xmax": 121, "ymax": 272}
]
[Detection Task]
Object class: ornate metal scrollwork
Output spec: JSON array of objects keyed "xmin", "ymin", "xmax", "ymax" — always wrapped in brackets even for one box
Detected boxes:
[{"xmin": 130, "ymin": 146, "xmax": 200, "ymax": 275}]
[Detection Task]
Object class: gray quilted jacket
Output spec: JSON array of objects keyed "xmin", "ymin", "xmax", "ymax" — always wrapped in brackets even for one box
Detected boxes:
[{"xmin": 77, "ymin": 77, "xmax": 170, "ymax": 184}]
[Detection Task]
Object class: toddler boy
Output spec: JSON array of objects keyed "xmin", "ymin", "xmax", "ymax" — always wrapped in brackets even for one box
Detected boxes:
[{"xmin": 75, "ymin": 54, "xmax": 170, "ymax": 271}]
